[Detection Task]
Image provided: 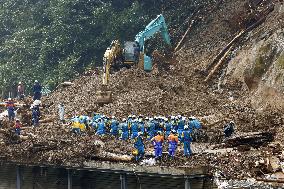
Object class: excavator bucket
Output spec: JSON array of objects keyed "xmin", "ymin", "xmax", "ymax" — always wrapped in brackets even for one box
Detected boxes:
[{"xmin": 96, "ymin": 85, "xmax": 112, "ymax": 105}]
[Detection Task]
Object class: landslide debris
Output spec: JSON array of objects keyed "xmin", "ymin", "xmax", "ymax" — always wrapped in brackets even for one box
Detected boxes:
[{"xmin": 0, "ymin": 0, "xmax": 284, "ymax": 182}]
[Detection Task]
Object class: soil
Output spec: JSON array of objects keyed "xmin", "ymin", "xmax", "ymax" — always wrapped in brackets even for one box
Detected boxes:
[{"xmin": 1, "ymin": 0, "xmax": 284, "ymax": 183}]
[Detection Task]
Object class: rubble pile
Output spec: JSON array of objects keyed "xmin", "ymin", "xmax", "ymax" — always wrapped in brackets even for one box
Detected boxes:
[{"xmin": 0, "ymin": 0, "xmax": 283, "ymax": 184}]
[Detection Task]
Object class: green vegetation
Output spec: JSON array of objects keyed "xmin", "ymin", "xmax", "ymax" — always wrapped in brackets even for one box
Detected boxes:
[{"xmin": 0, "ymin": 0, "xmax": 202, "ymax": 96}]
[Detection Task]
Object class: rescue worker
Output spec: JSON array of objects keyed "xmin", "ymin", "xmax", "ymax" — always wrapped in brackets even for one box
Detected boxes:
[
  {"xmin": 96, "ymin": 118, "xmax": 106, "ymax": 136},
  {"xmin": 147, "ymin": 118, "xmax": 155, "ymax": 140},
  {"xmin": 6, "ymin": 98, "xmax": 15, "ymax": 122},
  {"xmin": 168, "ymin": 130, "xmax": 178, "ymax": 159},
  {"xmin": 31, "ymin": 105, "xmax": 40, "ymax": 127},
  {"xmin": 130, "ymin": 118, "xmax": 139, "ymax": 139},
  {"xmin": 71, "ymin": 117, "xmax": 81, "ymax": 135},
  {"xmin": 14, "ymin": 119, "xmax": 21, "ymax": 135},
  {"xmin": 188, "ymin": 116, "xmax": 201, "ymax": 141},
  {"xmin": 33, "ymin": 100, "xmax": 41, "ymax": 118},
  {"xmin": 224, "ymin": 121, "xmax": 235, "ymax": 138},
  {"xmin": 133, "ymin": 132, "xmax": 145, "ymax": 161},
  {"xmin": 58, "ymin": 103, "xmax": 65, "ymax": 123},
  {"xmin": 33, "ymin": 80, "xmax": 42, "ymax": 100},
  {"xmin": 79, "ymin": 116, "xmax": 87, "ymax": 132},
  {"xmin": 138, "ymin": 118, "xmax": 145, "ymax": 135},
  {"xmin": 164, "ymin": 118, "xmax": 172, "ymax": 138},
  {"xmin": 17, "ymin": 82, "xmax": 25, "ymax": 100},
  {"xmin": 177, "ymin": 115, "xmax": 185, "ymax": 141},
  {"xmin": 181, "ymin": 125, "xmax": 192, "ymax": 157},
  {"xmin": 151, "ymin": 131, "xmax": 164, "ymax": 160},
  {"xmin": 120, "ymin": 118, "xmax": 129, "ymax": 140},
  {"xmin": 110, "ymin": 116, "xmax": 119, "ymax": 137}
]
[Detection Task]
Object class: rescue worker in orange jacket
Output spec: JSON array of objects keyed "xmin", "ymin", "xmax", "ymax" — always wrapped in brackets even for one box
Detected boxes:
[
  {"xmin": 168, "ymin": 130, "xmax": 178, "ymax": 159},
  {"xmin": 151, "ymin": 131, "xmax": 164, "ymax": 160}
]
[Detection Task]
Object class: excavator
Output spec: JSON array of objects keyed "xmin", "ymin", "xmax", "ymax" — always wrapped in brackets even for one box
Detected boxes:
[{"xmin": 96, "ymin": 14, "xmax": 171, "ymax": 104}]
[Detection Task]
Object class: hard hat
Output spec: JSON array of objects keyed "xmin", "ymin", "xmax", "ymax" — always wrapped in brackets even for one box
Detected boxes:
[
  {"xmin": 182, "ymin": 117, "xmax": 186, "ymax": 121},
  {"xmin": 33, "ymin": 100, "xmax": 41, "ymax": 106},
  {"xmin": 184, "ymin": 125, "xmax": 189, "ymax": 129},
  {"xmin": 138, "ymin": 118, "xmax": 143, "ymax": 122},
  {"xmin": 177, "ymin": 115, "xmax": 181, "ymax": 118},
  {"xmin": 122, "ymin": 118, "xmax": 126, "ymax": 122},
  {"xmin": 164, "ymin": 118, "xmax": 168, "ymax": 121},
  {"xmin": 149, "ymin": 118, "xmax": 153, "ymax": 121},
  {"xmin": 111, "ymin": 116, "xmax": 115, "ymax": 119},
  {"xmin": 132, "ymin": 115, "xmax": 136, "ymax": 118},
  {"xmin": 138, "ymin": 132, "xmax": 143, "ymax": 136},
  {"xmin": 145, "ymin": 117, "xmax": 149, "ymax": 120},
  {"xmin": 171, "ymin": 130, "xmax": 176, "ymax": 133},
  {"xmin": 16, "ymin": 118, "xmax": 20, "ymax": 121},
  {"xmin": 157, "ymin": 131, "xmax": 162, "ymax": 135},
  {"xmin": 8, "ymin": 98, "xmax": 12, "ymax": 101},
  {"xmin": 35, "ymin": 80, "xmax": 38, "ymax": 83},
  {"xmin": 19, "ymin": 82, "xmax": 22, "ymax": 85},
  {"xmin": 170, "ymin": 116, "xmax": 175, "ymax": 120},
  {"xmin": 230, "ymin": 121, "xmax": 235, "ymax": 124},
  {"xmin": 79, "ymin": 116, "xmax": 84, "ymax": 119}
]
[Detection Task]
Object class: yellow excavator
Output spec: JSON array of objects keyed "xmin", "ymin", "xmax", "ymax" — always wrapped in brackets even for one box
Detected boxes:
[{"xmin": 96, "ymin": 14, "xmax": 171, "ymax": 104}]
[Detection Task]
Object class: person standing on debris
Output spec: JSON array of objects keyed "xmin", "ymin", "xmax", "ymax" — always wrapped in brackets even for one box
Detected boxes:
[
  {"xmin": 6, "ymin": 98, "xmax": 15, "ymax": 122},
  {"xmin": 31, "ymin": 105, "xmax": 40, "ymax": 127},
  {"xmin": 58, "ymin": 103, "xmax": 65, "ymax": 123},
  {"xmin": 224, "ymin": 121, "xmax": 235, "ymax": 138},
  {"xmin": 131, "ymin": 118, "xmax": 139, "ymax": 139},
  {"xmin": 147, "ymin": 118, "xmax": 155, "ymax": 140},
  {"xmin": 71, "ymin": 117, "xmax": 81, "ymax": 135},
  {"xmin": 14, "ymin": 119, "xmax": 21, "ymax": 135},
  {"xmin": 164, "ymin": 118, "xmax": 172, "ymax": 138},
  {"xmin": 17, "ymin": 82, "xmax": 25, "ymax": 100},
  {"xmin": 138, "ymin": 118, "xmax": 145, "ymax": 135},
  {"xmin": 151, "ymin": 131, "xmax": 164, "ymax": 160},
  {"xmin": 181, "ymin": 125, "xmax": 193, "ymax": 157},
  {"xmin": 177, "ymin": 115, "xmax": 185, "ymax": 141},
  {"xmin": 110, "ymin": 116, "xmax": 119, "ymax": 137},
  {"xmin": 33, "ymin": 80, "xmax": 42, "ymax": 100},
  {"xmin": 133, "ymin": 42, "xmax": 140, "ymax": 64},
  {"xmin": 133, "ymin": 132, "xmax": 145, "ymax": 161},
  {"xmin": 188, "ymin": 116, "xmax": 201, "ymax": 141},
  {"xmin": 96, "ymin": 118, "xmax": 106, "ymax": 136},
  {"xmin": 168, "ymin": 130, "xmax": 178, "ymax": 159},
  {"xmin": 120, "ymin": 118, "xmax": 129, "ymax": 140}
]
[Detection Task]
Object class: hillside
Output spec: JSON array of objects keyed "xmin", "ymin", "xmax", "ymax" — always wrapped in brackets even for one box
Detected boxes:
[{"xmin": 1, "ymin": 0, "xmax": 284, "ymax": 184}]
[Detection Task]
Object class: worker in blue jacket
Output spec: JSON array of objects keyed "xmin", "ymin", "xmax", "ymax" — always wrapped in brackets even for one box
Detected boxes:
[
  {"xmin": 131, "ymin": 119, "xmax": 139, "ymax": 139},
  {"xmin": 133, "ymin": 132, "xmax": 145, "ymax": 161},
  {"xmin": 181, "ymin": 125, "xmax": 193, "ymax": 157},
  {"xmin": 177, "ymin": 116, "xmax": 185, "ymax": 141},
  {"xmin": 147, "ymin": 118, "xmax": 155, "ymax": 140},
  {"xmin": 164, "ymin": 118, "xmax": 172, "ymax": 138},
  {"xmin": 96, "ymin": 118, "xmax": 106, "ymax": 136},
  {"xmin": 33, "ymin": 80, "xmax": 42, "ymax": 100},
  {"xmin": 120, "ymin": 118, "xmax": 129, "ymax": 140},
  {"xmin": 110, "ymin": 116, "xmax": 119, "ymax": 137}
]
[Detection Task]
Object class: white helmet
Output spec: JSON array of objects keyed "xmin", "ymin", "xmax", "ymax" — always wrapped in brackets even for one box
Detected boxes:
[
  {"xmin": 122, "ymin": 118, "xmax": 126, "ymax": 122},
  {"xmin": 8, "ymin": 98, "xmax": 12, "ymax": 101},
  {"xmin": 35, "ymin": 80, "xmax": 38, "ymax": 83},
  {"xmin": 184, "ymin": 125, "xmax": 189, "ymax": 129},
  {"xmin": 19, "ymin": 82, "xmax": 22, "ymax": 85},
  {"xmin": 182, "ymin": 117, "xmax": 186, "ymax": 121},
  {"xmin": 149, "ymin": 118, "xmax": 153, "ymax": 121}
]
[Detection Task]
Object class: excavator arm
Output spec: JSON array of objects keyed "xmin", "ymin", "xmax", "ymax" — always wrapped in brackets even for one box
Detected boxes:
[{"xmin": 135, "ymin": 14, "xmax": 171, "ymax": 52}]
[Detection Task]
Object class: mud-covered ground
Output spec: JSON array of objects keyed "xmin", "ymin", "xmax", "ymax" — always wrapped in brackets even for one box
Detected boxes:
[{"xmin": 0, "ymin": 0, "xmax": 284, "ymax": 184}]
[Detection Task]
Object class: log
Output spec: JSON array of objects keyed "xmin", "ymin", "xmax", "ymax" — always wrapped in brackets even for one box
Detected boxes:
[
  {"xmin": 93, "ymin": 151, "xmax": 132, "ymax": 162},
  {"xmin": 175, "ymin": 19, "xmax": 195, "ymax": 52},
  {"xmin": 225, "ymin": 131, "xmax": 274, "ymax": 148},
  {"xmin": 204, "ymin": 46, "xmax": 233, "ymax": 82}
]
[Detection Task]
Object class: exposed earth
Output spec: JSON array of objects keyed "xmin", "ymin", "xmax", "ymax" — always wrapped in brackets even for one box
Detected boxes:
[{"xmin": 1, "ymin": 0, "xmax": 284, "ymax": 187}]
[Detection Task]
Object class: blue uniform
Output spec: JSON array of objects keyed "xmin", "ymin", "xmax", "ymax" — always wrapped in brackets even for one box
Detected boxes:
[
  {"xmin": 131, "ymin": 122, "xmax": 139, "ymax": 139},
  {"xmin": 33, "ymin": 83, "xmax": 42, "ymax": 100},
  {"xmin": 181, "ymin": 130, "xmax": 192, "ymax": 156},
  {"xmin": 96, "ymin": 122, "xmax": 106, "ymax": 135},
  {"xmin": 32, "ymin": 108, "xmax": 40, "ymax": 126},
  {"xmin": 134, "ymin": 135, "xmax": 145, "ymax": 161},
  {"xmin": 177, "ymin": 120, "xmax": 185, "ymax": 140},
  {"xmin": 189, "ymin": 119, "xmax": 201, "ymax": 130},
  {"xmin": 138, "ymin": 122, "xmax": 145, "ymax": 134},
  {"xmin": 165, "ymin": 122, "xmax": 172, "ymax": 138},
  {"xmin": 110, "ymin": 119, "xmax": 119, "ymax": 136},
  {"xmin": 147, "ymin": 122, "xmax": 155, "ymax": 140},
  {"xmin": 120, "ymin": 122, "xmax": 129, "ymax": 140}
]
